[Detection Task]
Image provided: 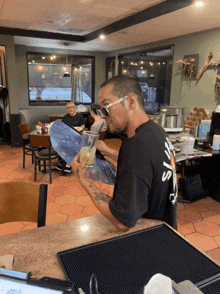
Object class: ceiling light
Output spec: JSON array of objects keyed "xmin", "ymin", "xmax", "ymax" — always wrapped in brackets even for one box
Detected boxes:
[
  {"xmin": 63, "ymin": 54, "xmax": 71, "ymax": 78},
  {"xmin": 63, "ymin": 72, "xmax": 71, "ymax": 77},
  {"xmin": 99, "ymin": 34, "xmax": 105, "ymax": 40},
  {"xmin": 42, "ymin": 56, "xmax": 45, "ymax": 59},
  {"xmin": 195, "ymin": 1, "xmax": 204, "ymax": 7}
]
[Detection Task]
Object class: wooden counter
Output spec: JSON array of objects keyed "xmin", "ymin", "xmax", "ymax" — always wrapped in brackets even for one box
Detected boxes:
[{"xmin": 0, "ymin": 215, "xmax": 163, "ymax": 280}]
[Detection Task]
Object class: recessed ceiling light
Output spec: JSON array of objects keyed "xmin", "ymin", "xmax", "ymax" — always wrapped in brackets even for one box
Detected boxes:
[
  {"xmin": 99, "ymin": 34, "xmax": 105, "ymax": 40},
  {"xmin": 195, "ymin": 1, "xmax": 204, "ymax": 7}
]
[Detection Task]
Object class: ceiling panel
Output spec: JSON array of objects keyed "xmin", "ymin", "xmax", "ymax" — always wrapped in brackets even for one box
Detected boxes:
[
  {"xmin": 84, "ymin": 4, "xmax": 132, "ymax": 18},
  {"xmin": 0, "ymin": 20, "xmax": 29, "ymax": 29},
  {"xmin": 4, "ymin": 0, "xmax": 52, "ymax": 8},
  {"xmin": 3, "ymin": 0, "xmax": 220, "ymax": 52},
  {"xmin": 97, "ymin": 0, "xmax": 164, "ymax": 9},
  {"xmin": 0, "ymin": 3, "xmax": 46, "ymax": 22},
  {"xmin": 63, "ymin": 14, "xmax": 110, "ymax": 31},
  {"xmin": 49, "ymin": 0, "xmax": 95, "ymax": 14}
]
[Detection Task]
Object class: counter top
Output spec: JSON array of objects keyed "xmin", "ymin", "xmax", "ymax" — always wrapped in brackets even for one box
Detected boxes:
[{"xmin": 0, "ymin": 215, "xmax": 163, "ymax": 280}]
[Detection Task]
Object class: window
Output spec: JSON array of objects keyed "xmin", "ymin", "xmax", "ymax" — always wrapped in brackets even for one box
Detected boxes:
[
  {"xmin": 118, "ymin": 47, "xmax": 174, "ymax": 113},
  {"xmin": 27, "ymin": 53, "xmax": 94, "ymax": 106}
]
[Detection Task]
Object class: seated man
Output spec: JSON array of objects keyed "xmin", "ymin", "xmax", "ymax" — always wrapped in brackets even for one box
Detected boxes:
[
  {"xmin": 55, "ymin": 102, "xmax": 85, "ymax": 174},
  {"xmin": 71, "ymin": 75, "xmax": 178, "ymax": 231},
  {"xmin": 62, "ymin": 102, "xmax": 85, "ymax": 129},
  {"xmin": 90, "ymin": 103, "xmax": 108, "ymax": 133}
]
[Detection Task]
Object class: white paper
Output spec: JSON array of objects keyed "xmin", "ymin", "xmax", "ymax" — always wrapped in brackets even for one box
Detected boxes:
[
  {"xmin": 0, "ymin": 277, "xmax": 62, "ymax": 294},
  {"xmin": 144, "ymin": 273, "xmax": 173, "ymax": 294}
]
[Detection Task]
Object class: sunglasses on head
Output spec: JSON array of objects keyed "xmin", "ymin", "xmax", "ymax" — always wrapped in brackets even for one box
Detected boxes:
[{"xmin": 97, "ymin": 95, "xmax": 128, "ymax": 117}]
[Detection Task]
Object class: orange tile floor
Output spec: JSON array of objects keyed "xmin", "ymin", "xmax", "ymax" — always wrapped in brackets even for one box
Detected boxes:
[{"xmin": 1, "ymin": 144, "xmax": 220, "ymax": 266}]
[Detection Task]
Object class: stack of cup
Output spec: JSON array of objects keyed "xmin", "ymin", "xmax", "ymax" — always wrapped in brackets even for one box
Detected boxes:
[{"xmin": 213, "ymin": 134, "xmax": 220, "ymax": 151}]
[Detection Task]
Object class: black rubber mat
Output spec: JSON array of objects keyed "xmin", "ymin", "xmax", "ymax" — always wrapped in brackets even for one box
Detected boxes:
[
  {"xmin": 58, "ymin": 224, "xmax": 220, "ymax": 294},
  {"xmin": 199, "ymin": 279, "xmax": 220, "ymax": 294}
]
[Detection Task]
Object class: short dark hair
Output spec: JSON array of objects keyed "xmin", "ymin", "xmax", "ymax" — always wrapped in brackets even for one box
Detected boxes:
[
  {"xmin": 91, "ymin": 103, "xmax": 101, "ymax": 115},
  {"xmin": 100, "ymin": 75, "xmax": 144, "ymax": 109}
]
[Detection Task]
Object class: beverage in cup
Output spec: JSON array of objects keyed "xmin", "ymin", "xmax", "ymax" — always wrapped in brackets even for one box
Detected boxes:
[{"xmin": 80, "ymin": 131, "xmax": 99, "ymax": 166}]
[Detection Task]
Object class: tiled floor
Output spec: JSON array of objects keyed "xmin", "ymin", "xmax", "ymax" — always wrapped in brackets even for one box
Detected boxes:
[{"xmin": 1, "ymin": 144, "xmax": 220, "ymax": 266}]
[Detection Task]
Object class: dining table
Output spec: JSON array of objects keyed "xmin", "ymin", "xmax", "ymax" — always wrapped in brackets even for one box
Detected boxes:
[{"xmin": 1, "ymin": 214, "xmax": 220, "ymax": 293}]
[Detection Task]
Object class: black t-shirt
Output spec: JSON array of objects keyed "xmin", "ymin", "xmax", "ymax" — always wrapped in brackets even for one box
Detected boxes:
[
  {"xmin": 109, "ymin": 120, "xmax": 177, "ymax": 229},
  {"xmin": 62, "ymin": 113, "xmax": 85, "ymax": 127}
]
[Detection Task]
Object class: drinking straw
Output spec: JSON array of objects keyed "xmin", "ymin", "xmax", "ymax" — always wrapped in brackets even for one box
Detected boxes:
[{"xmin": 90, "ymin": 122, "xmax": 104, "ymax": 149}]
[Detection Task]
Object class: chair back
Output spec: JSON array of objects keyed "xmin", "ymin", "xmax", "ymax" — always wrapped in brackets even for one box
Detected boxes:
[
  {"xmin": 88, "ymin": 115, "xmax": 95, "ymax": 123},
  {"xmin": 0, "ymin": 182, "xmax": 47, "ymax": 227},
  {"xmin": 99, "ymin": 131, "xmax": 106, "ymax": 141},
  {"xmin": 50, "ymin": 116, "xmax": 63, "ymax": 122},
  {"xmin": 30, "ymin": 134, "xmax": 50, "ymax": 148},
  {"xmin": 19, "ymin": 124, "xmax": 31, "ymax": 136}
]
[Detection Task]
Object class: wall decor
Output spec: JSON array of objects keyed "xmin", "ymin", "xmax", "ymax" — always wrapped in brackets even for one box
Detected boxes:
[
  {"xmin": 215, "ymin": 75, "xmax": 220, "ymax": 102},
  {"xmin": 176, "ymin": 54, "xmax": 199, "ymax": 80},
  {"xmin": 196, "ymin": 51, "xmax": 220, "ymax": 81}
]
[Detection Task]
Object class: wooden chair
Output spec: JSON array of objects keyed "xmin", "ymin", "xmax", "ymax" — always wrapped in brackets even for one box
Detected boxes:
[
  {"xmin": 19, "ymin": 124, "xmax": 34, "ymax": 168},
  {"xmin": 88, "ymin": 115, "xmax": 95, "ymax": 123},
  {"xmin": 0, "ymin": 181, "xmax": 48, "ymax": 227},
  {"xmin": 99, "ymin": 131, "xmax": 106, "ymax": 141},
  {"xmin": 50, "ymin": 116, "xmax": 63, "ymax": 122},
  {"xmin": 30, "ymin": 134, "xmax": 59, "ymax": 184}
]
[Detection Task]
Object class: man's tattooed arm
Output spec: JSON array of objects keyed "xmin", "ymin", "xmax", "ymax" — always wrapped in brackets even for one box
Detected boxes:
[
  {"xmin": 87, "ymin": 181, "xmax": 111, "ymax": 205},
  {"xmin": 81, "ymin": 180, "xmax": 129, "ymax": 231},
  {"xmin": 94, "ymin": 192, "xmax": 111, "ymax": 204}
]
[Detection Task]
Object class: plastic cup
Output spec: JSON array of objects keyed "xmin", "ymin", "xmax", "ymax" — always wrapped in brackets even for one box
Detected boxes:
[{"xmin": 80, "ymin": 131, "xmax": 99, "ymax": 166}]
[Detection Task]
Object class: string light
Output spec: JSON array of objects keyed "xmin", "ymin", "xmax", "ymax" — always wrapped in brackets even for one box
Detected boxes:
[{"xmin": 37, "ymin": 65, "xmax": 44, "ymax": 71}]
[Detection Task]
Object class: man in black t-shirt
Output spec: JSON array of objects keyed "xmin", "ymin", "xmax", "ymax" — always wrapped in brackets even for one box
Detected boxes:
[
  {"xmin": 71, "ymin": 76, "xmax": 177, "ymax": 231},
  {"xmin": 55, "ymin": 102, "xmax": 85, "ymax": 174},
  {"xmin": 62, "ymin": 102, "xmax": 85, "ymax": 128}
]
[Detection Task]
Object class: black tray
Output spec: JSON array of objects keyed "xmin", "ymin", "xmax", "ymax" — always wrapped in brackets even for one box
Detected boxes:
[{"xmin": 58, "ymin": 224, "xmax": 220, "ymax": 294}]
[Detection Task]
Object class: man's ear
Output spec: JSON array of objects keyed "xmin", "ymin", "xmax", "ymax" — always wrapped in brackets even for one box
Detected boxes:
[{"xmin": 127, "ymin": 94, "xmax": 137, "ymax": 109}]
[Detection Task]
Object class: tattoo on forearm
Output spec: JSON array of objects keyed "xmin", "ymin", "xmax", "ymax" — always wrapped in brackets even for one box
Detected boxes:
[{"xmin": 94, "ymin": 192, "xmax": 110, "ymax": 204}]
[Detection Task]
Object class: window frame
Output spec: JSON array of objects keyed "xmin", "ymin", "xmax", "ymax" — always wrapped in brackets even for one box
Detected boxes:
[
  {"xmin": 117, "ymin": 45, "xmax": 174, "ymax": 114},
  {"xmin": 27, "ymin": 52, "xmax": 95, "ymax": 107}
]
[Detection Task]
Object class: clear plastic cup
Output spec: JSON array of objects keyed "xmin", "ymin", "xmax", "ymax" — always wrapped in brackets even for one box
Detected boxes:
[{"xmin": 79, "ymin": 131, "xmax": 99, "ymax": 166}]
